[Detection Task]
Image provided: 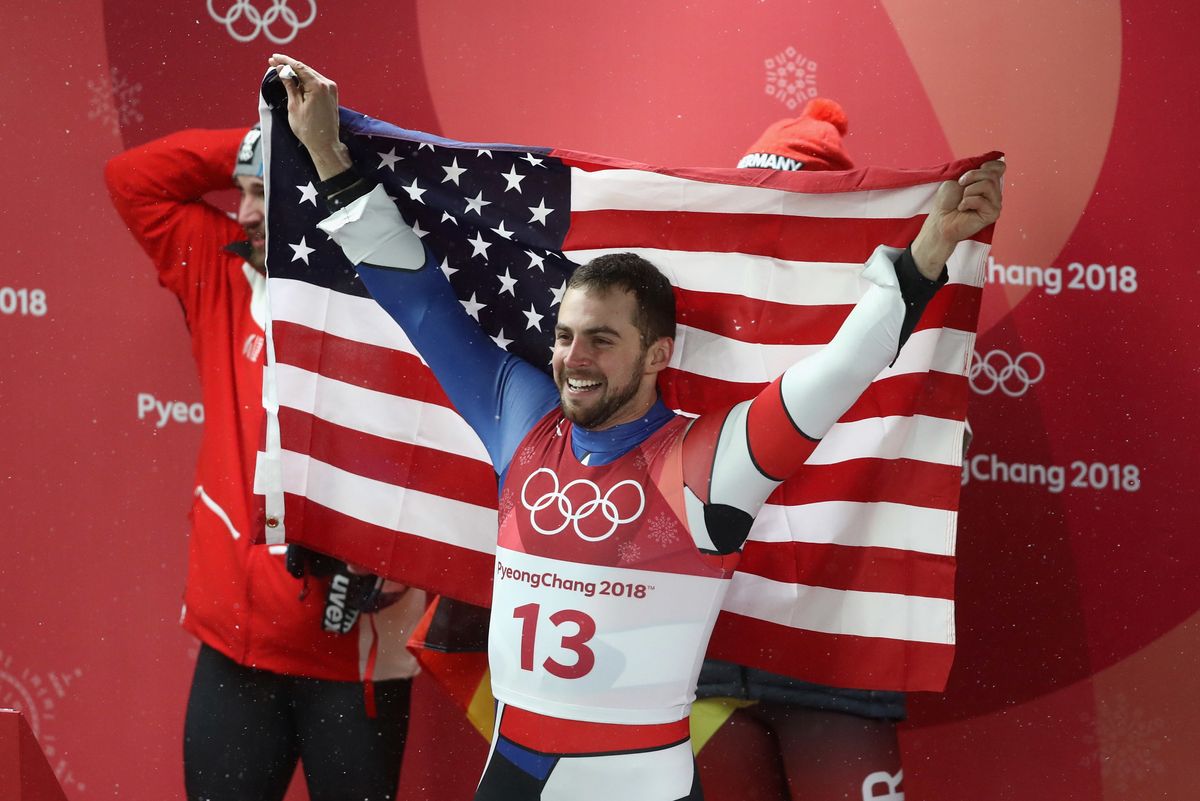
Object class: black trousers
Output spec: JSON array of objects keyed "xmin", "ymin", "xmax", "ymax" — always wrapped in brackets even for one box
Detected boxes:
[{"xmin": 183, "ymin": 643, "xmax": 411, "ymax": 801}]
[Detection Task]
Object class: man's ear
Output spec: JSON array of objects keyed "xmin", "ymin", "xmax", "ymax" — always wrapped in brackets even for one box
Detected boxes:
[{"xmin": 645, "ymin": 337, "xmax": 674, "ymax": 374}]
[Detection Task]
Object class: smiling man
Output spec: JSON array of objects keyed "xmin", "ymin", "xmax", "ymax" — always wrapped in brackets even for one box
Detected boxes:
[
  {"xmin": 553, "ymin": 257, "xmax": 674, "ymax": 434},
  {"xmin": 268, "ymin": 53, "xmax": 1003, "ymax": 801}
]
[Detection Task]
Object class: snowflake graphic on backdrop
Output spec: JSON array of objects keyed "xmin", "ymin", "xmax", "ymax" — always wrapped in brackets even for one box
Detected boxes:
[
  {"xmin": 87, "ymin": 66, "xmax": 143, "ymax": 136},
  {"xmin": 498, "ymin": 487, "xmax": 516, "ymax": 526},
  {"xmin": 1079, "ymin": 694, "xmax": 1168, "ymax": 794},
  {"xmin": 648, "ymin": 513, "xmax": 679, "ymax": 546},
  {"xmin": 0, "ymin": 648, "xmax": 86, "ymax": 792},
  {"xmin": 763, "ymin": 47, "xmax": 818, "ymax": 111},
  {"xmin": 617, "ymin": 541, "xmax": 642, "ymax": 564}
]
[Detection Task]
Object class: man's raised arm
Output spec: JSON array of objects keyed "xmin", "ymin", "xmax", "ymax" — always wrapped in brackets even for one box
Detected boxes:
[
  {"xmin": 265, "ymin": 54, "xmax": 556, "ymax": 471},
  {"xmin": 687, "ymin": 162, "xmax": 1004, "ymax": 553},
  {"xmin": 104, "ymin": 128, "xmax": 250, "ymax": 303}
]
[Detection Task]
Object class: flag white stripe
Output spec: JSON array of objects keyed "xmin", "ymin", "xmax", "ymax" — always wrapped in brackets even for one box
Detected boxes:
[
  {"xmin": 671, "ymin": 325, "xmax": 970, "ymax": 384},
  {"xmin": 749, "ymin": 501, "xmax": 955, "ymax": 556},
  {"xmin": 888, "ymin": 327, "xmax": 974, "ymax": 379},
  {"xmin": 569, "ymin": 167, "xmax": 940, "ymax": 219},
  {"xmin": 564, "ymin": 241, "xmax": 989, "ymax": 304},
  {"xmin": 275, "ymin": 363, "xmax": 491, "ymax": 463},
  {"xmin": 279, "ymin": 448, "xmax": 498, "ymax": 554},
  {"xmin": 270, "ymin": 277, "xmax": 421, "ymax": 355},
  {"xmin": 566, "ymin": 248, "xmax": 881, "ymax": 306},
  {"xmin": 810, "ymin": 414, "xmax": 965, "ymax": 466},
  {"xmin": 947, "ymin": 239, "xmax": 989, "ymax": 288},
  {"xmin": 723, "ymin": 571, "xmax": 955, "ymax": 644}
]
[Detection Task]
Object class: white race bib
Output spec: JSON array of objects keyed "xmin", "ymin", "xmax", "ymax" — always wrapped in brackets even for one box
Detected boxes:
[{"xmin": 488, "ymin": 546, "xmax": 730, "ymax": 725}]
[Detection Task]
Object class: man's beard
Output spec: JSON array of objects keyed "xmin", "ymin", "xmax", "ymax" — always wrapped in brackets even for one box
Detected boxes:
[
  {"xmin": 558, "ymin": 355, "xmax": 644, "ymax": 430},
  {"xmin": 229, "ymin": 229, "xmax": 267, "ymax": 274}
]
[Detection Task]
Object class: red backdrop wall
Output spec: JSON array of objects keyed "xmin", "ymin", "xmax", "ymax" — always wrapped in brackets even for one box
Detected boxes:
[{"xmin": 2, "ymin": 1, "xmax": 1197, "ymax": 798}]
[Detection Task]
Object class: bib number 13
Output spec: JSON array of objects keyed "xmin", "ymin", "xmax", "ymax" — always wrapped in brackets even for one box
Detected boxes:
[{"xmin": 512, "ymin": 602, "xmax": 596, "ymax": 679}]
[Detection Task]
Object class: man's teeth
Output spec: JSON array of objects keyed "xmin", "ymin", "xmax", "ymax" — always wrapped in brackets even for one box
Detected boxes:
[{"xmin": 568, "ymin": 378, "xmax": 600, "ymax": 390}]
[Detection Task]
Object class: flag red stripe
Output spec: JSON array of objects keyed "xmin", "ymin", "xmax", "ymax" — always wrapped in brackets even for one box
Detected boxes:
[
  {"xmin": 917, "ymin": 283, "xmax": 982, "ymax": 334},
  {"xmin": 555, "ymin": 149, "xmax": 1004, "ymax": 197},
  {"xmin": 706, "ymin": 612, "xmax": 954, "ymax": 692},
  {"xmin": 564, "ymin": 209, "xmax": 926, "ymax": 264},
  {"xmin": 283, "ymin": 493, "xmax": 495, "ymax": 607},
  {"xmin": 273, "ymin": 320, "xmax": 455, "ymax": 410},
  {"xmin": 840, "ymin": 372, "xmax": 968, "ymax": 423},
  {"xmin": 676, "ymin": 290, "xmax": 854, "ymax": 345},
  {"xmin": 675, "ymin": 284, "xmax": 981, "ymax": 346},
  {"xmin": 661, "ymin": 370, "xmax": 968, "ymax": 424},
  {"xmin": 277, "ymin": 407, "xmax": 498, "ymax": 508},
  {"xmin": 736, "ymin": 541, "xmax": 956, "ymax": 599},
  {"xmin": 769, "ymin": 458, "xmax": 963, "ymax": 510}
]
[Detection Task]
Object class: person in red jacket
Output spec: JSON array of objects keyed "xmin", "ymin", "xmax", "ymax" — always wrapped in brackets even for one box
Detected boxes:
[{"xmin": 105, "ymin": 126, "xmax": 424, "ymax": 801}]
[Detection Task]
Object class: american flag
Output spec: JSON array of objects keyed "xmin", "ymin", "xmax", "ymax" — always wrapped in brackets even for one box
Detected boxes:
[{"xmin": 255, "ymin": 89, "xmax": 997, "ymax": 692}]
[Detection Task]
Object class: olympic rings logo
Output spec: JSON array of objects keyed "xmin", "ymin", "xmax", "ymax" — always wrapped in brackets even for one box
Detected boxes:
[
  {"xmin": 207, "ymin": 0, "xmax": 317, "ymax": 45},
  {"xmin": 969, "ymin": 349, "xmax": 1045, "ymax": 397},
  {"xmin": 520, "ymin": 468, "xmax": 645, "ymax": 542}
]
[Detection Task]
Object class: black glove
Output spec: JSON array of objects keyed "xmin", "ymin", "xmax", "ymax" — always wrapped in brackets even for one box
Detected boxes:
[
  {"xmin": 285, "ymin": 545, "xmax": 403, "ymax": 635},
  {"xmin": 323, "ymin": 566, "xmax": 410, "ymax": 634},
  {"xmin": 285, "ymin": 543, "xmax": 343, "ymax": 579}
]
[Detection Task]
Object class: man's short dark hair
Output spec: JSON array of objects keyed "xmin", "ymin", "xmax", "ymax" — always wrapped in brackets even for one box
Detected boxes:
[{"xmin": 567, "ymin": 253, "xmax": 676, "ymax": 348}]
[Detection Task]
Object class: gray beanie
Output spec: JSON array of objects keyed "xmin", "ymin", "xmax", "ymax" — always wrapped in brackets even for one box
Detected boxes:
[{"xmin": 233, "ymin": 125, "xmax": 264, "ymax": 179}]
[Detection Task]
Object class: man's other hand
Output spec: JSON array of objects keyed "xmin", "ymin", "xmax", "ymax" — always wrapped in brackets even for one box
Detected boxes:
[
  {"xmin": 268, "ymin": 54, "xmax": 354, "ymax": 180},
  {"xmin": 912, "ymin": 159, "xmax": 1005, "ymax": 279}
]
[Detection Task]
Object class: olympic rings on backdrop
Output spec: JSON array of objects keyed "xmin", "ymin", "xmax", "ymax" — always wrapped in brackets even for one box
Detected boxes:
[
  {"xmin": 969, "ymin": 349, "xmax": 1045, "ymax": 398},
  {"xmin": 520, "ymin": 468, "xmax": 645, "ymax": 542},
  {"xmin": 207, "ymin": 0, "xmax": 317, "ymax": 45}
]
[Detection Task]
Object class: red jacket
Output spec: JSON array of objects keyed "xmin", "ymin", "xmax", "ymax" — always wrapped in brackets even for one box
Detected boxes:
[{"xmin": 105, "ymin": 129, "xmax": 420, "ymax": 681}]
